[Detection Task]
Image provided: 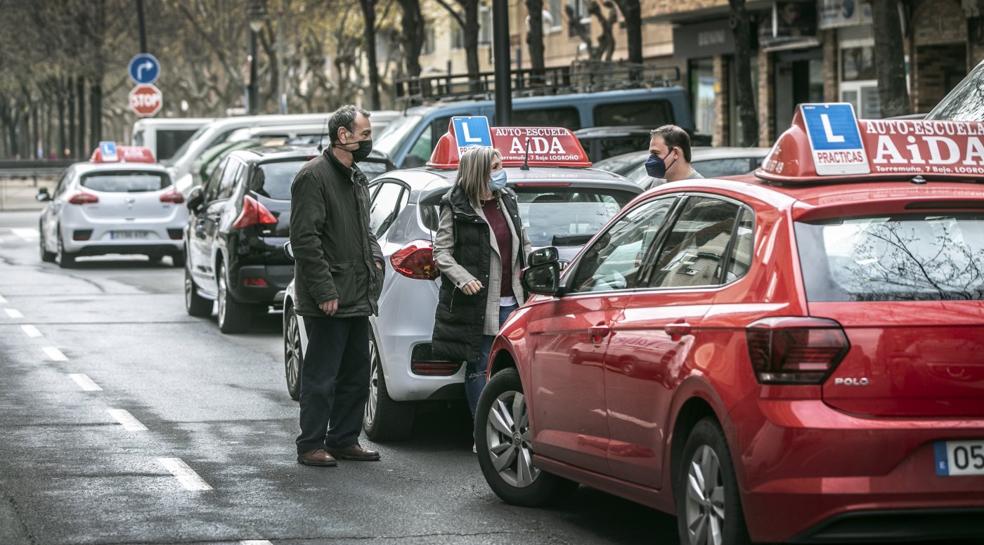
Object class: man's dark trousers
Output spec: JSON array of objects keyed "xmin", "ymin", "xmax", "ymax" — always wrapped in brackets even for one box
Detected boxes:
[{"xmin": 295, "ymin": 315, "xmax": 370, "ymax": 455}]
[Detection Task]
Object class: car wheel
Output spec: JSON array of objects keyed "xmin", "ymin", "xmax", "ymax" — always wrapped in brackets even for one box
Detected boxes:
[
  {"xmin": 363, "ymin": 331, "xmax": 415, "ymax": 441},
  {"xmin": 284, "ymin": 306, "xmax": 302, "ymax": 401},
  {"xmin": 184, "ymin": 264, "xmax": 212, "ymax": 318},
  {"xmin": 171, "ymin": 251, "xmax": 186, "ymax": 268},
  {"xmin": 675, "ymin": 418, "xmax": 750, "ymax": 545},
  {"xmin": 476, "ymin": 368, "xmax": 575, "ymax": 506},
  {"xmin": 216, "ymin": 261, "xmax": 251, "ymax": 334},
  {"xmin": 56, "ymin": 229, "xmax": 75, "ymax": 268},
  {"xmin": 39, "ymin": 224, "xmax": 55, "ymax": 263},
  {"xmin": 148, "ymin": 254, "xmax": 164, "ymax": 264}
]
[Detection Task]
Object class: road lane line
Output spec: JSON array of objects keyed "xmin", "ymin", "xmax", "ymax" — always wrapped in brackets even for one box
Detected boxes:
[
  {"xmin": 4, "ymin": 308, "xmax": 23, "ymax": 318},
  {"xmin": 107, "ymin": 409, "xmax": 148, "ymax": 431},
  {"xmin": 43, "ymin": 346, "xmax": 68, "ymax": 361},
  {"xmin": 21, "ymin": 325, "xmax": 42, "ymax": 338},
  {"xmin": 12, "ymin": 228, "xmax": 37, "ymax": 240},
  {"xmin": 68, "ymin": 373, "xmax": 102, "ymax": 391},
  {"xmin": 240, "ymin": 541, "xmax": 274, "ymax": 545},
  {"xmin": 156, "ymin": 457, "xmax": 213, "ymax": 491}
]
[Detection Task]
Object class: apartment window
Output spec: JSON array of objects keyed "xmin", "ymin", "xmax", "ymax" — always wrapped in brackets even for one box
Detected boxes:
[
  {"xmin": 479, "ymin": 5, "xmax": 492, "ymax": 45},
  {"xmin": 548, "ymin": 0, "xmax": 563, "ymax": 30},
  {"xmin": 451, "ymin": 23, "xmax": 464, "ymax": 50},
  {"xmin": 423, "ymin": 26, "xmax": 436, "ymax": 55}
]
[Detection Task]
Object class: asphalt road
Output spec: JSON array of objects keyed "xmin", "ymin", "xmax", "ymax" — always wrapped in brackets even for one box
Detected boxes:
[{"xmin": 0, "ymin": 211, "xmax": 680, "ymax": 545}]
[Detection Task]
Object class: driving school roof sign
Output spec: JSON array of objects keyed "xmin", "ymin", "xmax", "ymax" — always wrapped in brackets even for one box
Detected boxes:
[
  {"xmin": 428, "ymin": 121, "xmax": 591, "ymax": 169},
  {"xmin": 757, "ymin": 103, "xmax": 984, "ymax": 183}
]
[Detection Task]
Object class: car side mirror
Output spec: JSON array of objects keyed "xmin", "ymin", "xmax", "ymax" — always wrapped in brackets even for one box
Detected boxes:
[
  {"xmin": 528, "ymin": 246, "xmax": 559, "ymax": 268},
  {"xmin": 283, "ymin": 241, "xmax": 294, "ymax": 262},
  {"xmin": 36, "ymin": 187, "xmax": 51, "ymax": 202},
  {"xmin": 523, "ymin": 262, "xmax": 562, "ymax": 296},
  {"xmin": 186, "ymin": 187, "xmax": 204, "ymax": 212}
]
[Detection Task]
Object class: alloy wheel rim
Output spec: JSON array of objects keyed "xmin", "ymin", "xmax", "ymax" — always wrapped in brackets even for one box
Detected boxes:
[
  {"xmin": 217, "ymin": 268, "xmax": 227, "ymax": 326},
  {"xmin": 685, "ymin": 445, "xmax": 726, "ymax": 545},
  {"xmin": 184, "ymin": 270, "xmax": 193, "ymax": 310},
  {"xmin": 365, "ymin": 337, "xmax": 379, "ymax": 427},
  {"xmin": 485, "ymin": 390, "xmax": 539, "ymax": 488},
  {"xmin": 285, "ymin": 312, "xmax": 300, "ymax": 393}
]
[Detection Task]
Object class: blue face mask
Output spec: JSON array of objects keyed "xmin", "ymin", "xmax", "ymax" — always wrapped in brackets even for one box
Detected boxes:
[
  {"xmin": 489, "ymin": 169, "xmax": 508, "ymax": 191},
  {"xmin": 645, "ymin": 152, "xmax": 677, "ymax": 178}
]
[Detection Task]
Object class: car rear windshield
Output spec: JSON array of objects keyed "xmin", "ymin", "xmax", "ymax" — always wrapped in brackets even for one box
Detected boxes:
[
  {"xmin": 517, "ymin": 187, "xmax": 633, "ymax": 247},
  {"xmin": 80, "ymin": 171, "xmax": 170, "ymax": 192},
  {"xmin": 795, "ymin": 214, "xmax": 984, "ymax": 301},
  {"xmin": 251, "ymin": 160, "xmax": 308, "ymax": 200}
]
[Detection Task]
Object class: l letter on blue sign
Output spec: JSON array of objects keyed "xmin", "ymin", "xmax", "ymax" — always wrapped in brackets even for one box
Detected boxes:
[
  {"xmin": 451, "ymin": 116, "xmax": 493, "ymax": 152},
  {"xmin": 800, "ymin": 103, "xmax": 870, "ymax": 176}
]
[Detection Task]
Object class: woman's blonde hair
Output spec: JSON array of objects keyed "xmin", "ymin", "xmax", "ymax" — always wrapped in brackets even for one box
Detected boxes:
[{"xmin": 455, "ymin": 147, "xmax": 501, "ymax": 208}]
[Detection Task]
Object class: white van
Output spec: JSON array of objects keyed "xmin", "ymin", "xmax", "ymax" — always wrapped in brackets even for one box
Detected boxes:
[
  {"xmin": 131, "ymin": 118, "xmax": 213, "ymax": 161},
  {"xmin": 165, "ymin": 111, "xmax": 401, "ymax": 193}
]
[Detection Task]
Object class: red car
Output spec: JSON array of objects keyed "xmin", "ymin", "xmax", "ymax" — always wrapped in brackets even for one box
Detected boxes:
[{"xmin": 475, "ymin": 105, "xmax": 984, "ymax": 545}]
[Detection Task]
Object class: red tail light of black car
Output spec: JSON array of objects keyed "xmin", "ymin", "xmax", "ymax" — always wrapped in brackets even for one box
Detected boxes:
[
  {"xmin": 233, "ymin": 195, "xmax": 278, "ymax": 229},
  {"xmin": 391, "ymin": 241, "xmax": 439, "ymax": 280},
  {"xmin": 745, "ymin": 317, "xmax": 850, "ymax": 385}
]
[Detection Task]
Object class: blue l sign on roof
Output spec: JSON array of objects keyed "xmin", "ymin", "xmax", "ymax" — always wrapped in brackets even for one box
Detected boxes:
[
  {"xmin": 98, "ymin": 141, "xmax": 118, "ymax": 162},
  {"xmin": 128, "ymin": 53, "xmax": 161, "ymax": 85},
  {"xmin": 451, "ymin": 116, "xmax": 493, "ymax": 152},
  {"xmin": 800, "ymin": 103, "xmax": 870, "ymax": 176}
]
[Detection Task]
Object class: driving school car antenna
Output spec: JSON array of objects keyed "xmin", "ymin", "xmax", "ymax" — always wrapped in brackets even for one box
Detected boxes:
[{"xmin": 521, "ymin": 137, "xmax": 531, "ymax": 171}]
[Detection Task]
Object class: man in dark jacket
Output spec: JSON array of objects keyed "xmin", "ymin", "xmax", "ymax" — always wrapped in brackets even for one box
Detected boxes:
[{"xmin": 290, "ymin": 105, "xmax": 384, "ymax": 467}]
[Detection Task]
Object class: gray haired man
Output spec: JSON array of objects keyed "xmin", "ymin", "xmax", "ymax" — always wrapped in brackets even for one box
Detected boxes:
[{"xmin": 289, "ymin": 105, "xmax": 385, "ymax": 467}]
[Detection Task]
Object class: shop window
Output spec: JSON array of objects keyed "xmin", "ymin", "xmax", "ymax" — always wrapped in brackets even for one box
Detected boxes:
[
  {"xmin": 841, "ymin": 46, "xmax": 876, "ymax": 82},
  {"xmin": 840, "ymin": 43, "xmax": 880, "ymax": 118},
  {"xmin": 690, "ymin": 59, "xmax": 715, "ymax": 142}
]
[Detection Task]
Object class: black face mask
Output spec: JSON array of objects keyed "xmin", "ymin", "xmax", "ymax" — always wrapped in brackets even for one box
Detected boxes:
[{"xmin": 336, "ymin": 137, "xmax": 373, "ymax": 162}]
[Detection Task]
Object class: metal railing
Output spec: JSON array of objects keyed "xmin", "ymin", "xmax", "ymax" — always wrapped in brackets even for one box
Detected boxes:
[{"xmin": 395, "ymin": 61, "xmax": 681, "ymax": 106}]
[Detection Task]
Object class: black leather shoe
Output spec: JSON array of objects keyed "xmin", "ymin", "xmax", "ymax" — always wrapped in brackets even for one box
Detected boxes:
[
  {"xmin": 297, "ymin": 449, "xmax": 338, "ymax": 467},
  {"xmin": 326, "ymin": 443, "xmax": 381, "ymax": 461}
]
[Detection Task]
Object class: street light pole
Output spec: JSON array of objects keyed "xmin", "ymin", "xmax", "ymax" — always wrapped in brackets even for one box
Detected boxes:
[
  {"xmin": 492, "ymin": 0, "xmax": 512, "ymax": 126},
  {"xmin": 247, "ymin": 0, "xmax": 267, "ymax": 115}
]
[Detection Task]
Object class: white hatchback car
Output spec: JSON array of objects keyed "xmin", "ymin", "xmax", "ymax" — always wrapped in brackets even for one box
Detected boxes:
[{"xmin": 38, "ymin": 146, "xmax": 187, "ymax": 268}]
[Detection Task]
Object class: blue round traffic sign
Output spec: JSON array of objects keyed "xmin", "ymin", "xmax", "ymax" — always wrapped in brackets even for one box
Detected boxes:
[{"xmin": 128, "ymin": 53, "xmax": 160, "ymax": 85}]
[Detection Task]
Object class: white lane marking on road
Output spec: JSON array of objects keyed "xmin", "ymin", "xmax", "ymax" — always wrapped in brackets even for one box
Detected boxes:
[
  {"xmin": 107, "ymin": 409, "xmax": 148, "ymax": 431},
  {"xmin": 68, "ymin": 373, "xmax": 102, "ymax": 391},
  {"xmin": 12, "ymin": 228, "xmax": 38, "ymax": 240},
  {"xmin": 21, "ymin": 324, "xmax": 42, "ymax": 338},
  {"xmin": 157, "ymin": 457, "xmax": 213, "ymax": 491},
  {"xmin": 4, "ymin": 308, "xmax": 23, "ymax": 318},
  {"xmin": 240, "ymin": 541, "xmax": 274, "ymax": 545},
  {"xmin": 43, "ymin": 346, "xmax": 68, "ymax": 361}
]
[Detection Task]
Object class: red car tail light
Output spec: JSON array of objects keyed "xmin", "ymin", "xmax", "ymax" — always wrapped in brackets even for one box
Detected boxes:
[
  {"xmin": 411, "ymin": 360, "xmax": 462, "ymax": 376},
  {"xmin": 391, "ymin": 241, "xmax": 439, "ymax": 280},
  {"xmin": 746, "ymin": 317, "xmax": 850, "ymax": 385},
  {"xmin": 233, "ymin": 195, "xmax": 278, "ymax": 229},
  {"xmin": 159, "ymin": 188, "xmax": 185, "ymax": 204},
  {"xmin": 67, "ymin": 191, "xmax": 99, "ymax": 205},
  {"xmin": 242, "ymin": 277, "xmax": 268, "ymax": 287}
]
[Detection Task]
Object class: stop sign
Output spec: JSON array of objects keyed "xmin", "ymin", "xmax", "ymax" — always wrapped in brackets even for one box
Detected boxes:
[{"xmin": 129, "ymin": 84, "xmax": 162, "ymax": 117}]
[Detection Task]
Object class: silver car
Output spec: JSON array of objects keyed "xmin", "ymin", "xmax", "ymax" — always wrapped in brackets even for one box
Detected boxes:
[
  {"xmin": 282, "ymin": 166, "xmax": 641, "ymax": 441},
  {"xmin": 594, "ymin": 146, "xmax": 771, "ymax": 187},
  {"xmin": 38, "ymin": 161, "xmax": 187, "ymax": 268}
]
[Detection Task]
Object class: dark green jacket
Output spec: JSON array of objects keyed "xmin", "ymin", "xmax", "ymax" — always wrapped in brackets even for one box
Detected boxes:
[{"xmin": 289, "ymin": 150, "xmax": 383, "ymax": 318}]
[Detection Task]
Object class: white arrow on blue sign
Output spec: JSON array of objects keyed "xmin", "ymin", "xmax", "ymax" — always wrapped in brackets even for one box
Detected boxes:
[
  {"xmin": 799, "ymin": 103, "xmax": 870, "ymax": 176},
  {"xmin": 128, "ymin": 53, "xmax": 161, "ymax": 85},
  {"xmin": 451, "ymin": 116, "xmax": 493, "ymax": 152}
]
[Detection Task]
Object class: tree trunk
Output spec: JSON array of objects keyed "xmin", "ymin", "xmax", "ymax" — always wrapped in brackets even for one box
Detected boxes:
[
  {"xmin": 871, "ymin": 0, "xmax": 910, "ymax": 117},
  {"xmin": 67, "ymin": 78, "xmax": 76, "ymax": 158},
  {"xmin": 89, "ymin": 81, "xmax": 102, "ymax": 146},
  {"xmin": 463, "ymin": 0, "xmax": 481, "ymax": 93},
  {"xmin": 525, "ymin": 0, "xmax": 546, "ymax": 85},
  {"xmin": 613, "ymin": 0, "xmax": 643, "ymax": 65},
  {"xmin": 729, "ymin": 0, "xmax": 758, "ymax": 147},
  {"xmin": 398, "ymin": 0, "xmax": 425, "ymax": 79},
  {"xmin": 359, "ymin": 0, "xmax": 381, "ymax": 110},
  {"xmin": 76, "ymin": 76, "xmax": 86, "ymax": 158},
  {"xmin": 58, "ymin": 88, "xmax": 66, "ymax": 158}
]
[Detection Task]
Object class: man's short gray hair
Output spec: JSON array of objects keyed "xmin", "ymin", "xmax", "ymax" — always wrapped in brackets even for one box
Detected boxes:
[{"xmin": 328, "ymin": 105, "xmax": 371, "ymax": 144}]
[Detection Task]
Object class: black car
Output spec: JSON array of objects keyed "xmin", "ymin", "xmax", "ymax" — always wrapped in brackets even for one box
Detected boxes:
[
  {"xmin": 183, "ymin": 146, "xmax": 394, "ymax": 333},
  {"xmin": 574, "ymin": 125, "xmax": 653, "ymax": 162}
]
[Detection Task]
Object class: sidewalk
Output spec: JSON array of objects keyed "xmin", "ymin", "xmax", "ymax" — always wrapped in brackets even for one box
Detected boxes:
[{"xmin": 0, "ymin": 179, "xmax": 53, "ymax": 212}]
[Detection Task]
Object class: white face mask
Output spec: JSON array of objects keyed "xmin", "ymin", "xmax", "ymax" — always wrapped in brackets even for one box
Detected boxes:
[{"xmin": 489, "ymin": 169, "xmax": 508, "ymax": 191}]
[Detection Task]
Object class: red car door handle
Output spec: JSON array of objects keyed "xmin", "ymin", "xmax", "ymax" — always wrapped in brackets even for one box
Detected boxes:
[
  {"xmin": 664, "ymin": 322, "xmax": 692, "ymax": 338},
  {"xmin": 589, "ymin": 324, "xmax": 611, "ymax": 342}
]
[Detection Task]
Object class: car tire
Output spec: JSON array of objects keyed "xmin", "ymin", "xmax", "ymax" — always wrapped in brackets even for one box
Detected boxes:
[
  {"xmin": 56, "ymin": 229, "xmax": 75, "ymax": 268},
  {"xmin": 675, "ymin": 418, "xmax": 750, "ymax": 545},
  {"xmin": 476, "ymin": 367, "xmax": 576, "ymax": 507},
  {"xmin": 216, "ymin": 261, "xmax": 252, "ymax": 334},
  {"xmin": 148, "ymin": 254, "xmax": 164, "ymax": 264},
  {"xmin": 284, "ymin": 305, "xmax": 302, "ymax": 401},
  {"xmin": 363, "ymin": 331, "xmax": 415, "ymax": 441},
  {"xmin": 39, "ymin": 224, "xmax": 56, "ymax": 263},
  {"xmin": 171, "ymin": 251, "xmax": 186, "ymax": 268},
  {"xmin": 184, "ymin": 265, "xmax": 212, "ymax": 318}
]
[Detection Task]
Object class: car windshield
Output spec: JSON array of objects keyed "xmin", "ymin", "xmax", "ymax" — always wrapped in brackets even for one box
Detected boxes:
[
  {"xmin": 375, "ymin": 114, "xmax": 422, "ymax": 157},
  {"xmin": 81, "ymin": 171, "xmax": 170, "ymax": 192},
  {"xmin": 251, "ymin": 160, "xmax": 308, "ymax": 200},
  {"xmin": 795, "ymin": 214, "xmax": 984, "ymax": 301},
  {"xmin": 926, "ymin": 62, "xmax": 984, "ymax": 121},
  {"xmin": 515, "ymin": 187, "xmax": 635, "ymax": 247},
  {"xmin": 593, "ymin": 152, "xmax": 647, "ymax": 177}
]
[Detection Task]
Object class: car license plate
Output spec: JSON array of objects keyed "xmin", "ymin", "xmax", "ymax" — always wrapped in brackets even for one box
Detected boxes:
[
  {"xmin": 934, "ymin": 440, "xmax": 984, "ymax": 476},
  {"xmin": 110, "ymin": 231, "xmax": 148, "ymax": 240}
]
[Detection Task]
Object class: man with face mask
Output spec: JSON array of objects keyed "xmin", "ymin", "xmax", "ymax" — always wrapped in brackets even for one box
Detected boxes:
[
  {"xmin": 644, "ymin": 124, "xmax": 703, "ymax": 189},
  {"xmin": 289, "ymin": 105, "xmax": 384, "ymax": 467}
]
